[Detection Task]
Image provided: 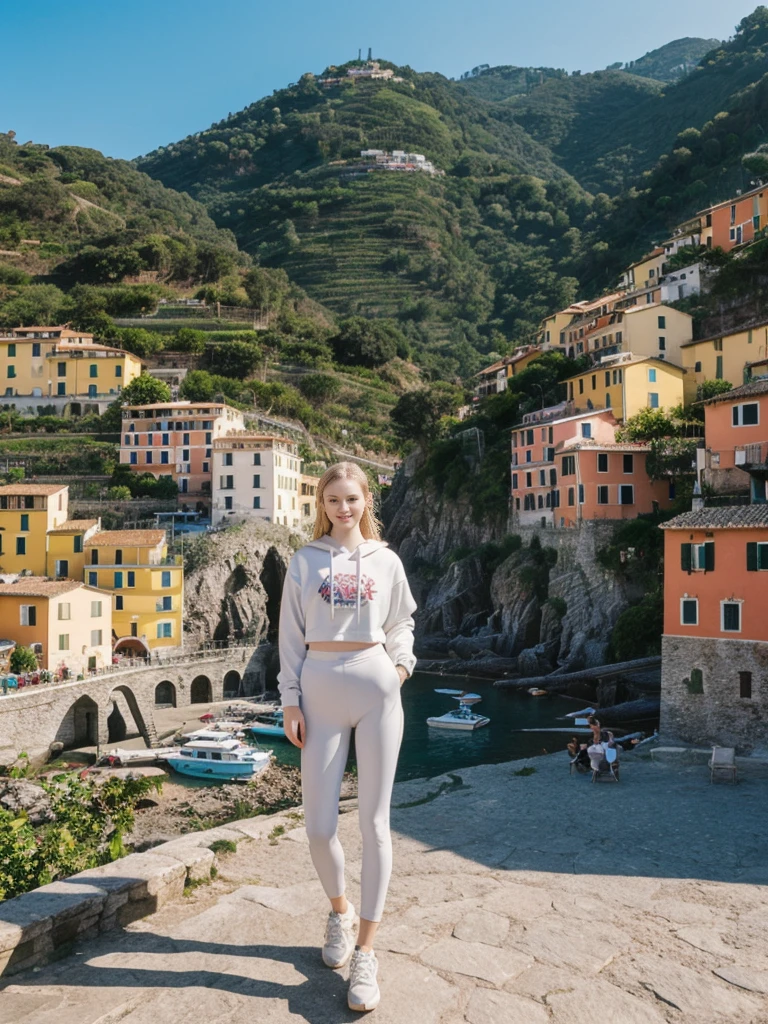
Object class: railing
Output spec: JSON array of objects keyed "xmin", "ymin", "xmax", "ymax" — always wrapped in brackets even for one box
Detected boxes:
[{"xmin": 739, "ymin": 442, "xmax": 768, "ymax": 467}]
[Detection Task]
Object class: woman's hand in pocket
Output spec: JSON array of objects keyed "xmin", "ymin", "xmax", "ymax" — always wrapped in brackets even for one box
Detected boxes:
[
  {"xmin": 396, "ymin": 665, "xmax": 408, "ymax": 687},
  {"xmin": 283, "ymin": 706, "xmax": 306, "ymax": 748}
]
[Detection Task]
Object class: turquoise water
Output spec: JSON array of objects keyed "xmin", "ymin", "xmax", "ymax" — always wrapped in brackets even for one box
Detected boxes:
[{"xmin": 256, "ymin": 671, "xmax": 581, "ymax": 782}]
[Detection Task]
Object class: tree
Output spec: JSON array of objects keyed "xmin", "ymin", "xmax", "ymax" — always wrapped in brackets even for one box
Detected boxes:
[
  {"xmin": 172, "ymin": 328, "xmax": 207, "ymax": 354},
  {"xmin": 205, "ymin": 340, "xmax": 262, "ymax": 379},
  {"xmin": 120, "ymin": 373, "xmax": 171, "ymax": 406},
  {"xmin": 10, "ymin": 646, "xmax": 37, "ymax": 674},
  {"xmin": 297, "ymin": 373, "xmax": 341, "ymax": 404},
  {"xmin": 179, "ymin": 370, "xmax": 217, "ymax": 402},
  {"xmin": 698, "ymin": 378, "xmax": 734, "ymax": 401},
  {"xmin": 390, "ymin": 382, "xmax": 463, "ymax": 442},
  {"xmin": 617, "ymin": 407, "xmax": 677, "ymax": 442},
  {"xmin": 331, "ymin": 317, "xmax": 406, "ymax": 368},
  {"xmin": 0, "ymin": 284, "xmax": 66, "ymax": 328},
  {"xmin": 107, "ymin": 486, "xmax": 131, "ymax": 500}
]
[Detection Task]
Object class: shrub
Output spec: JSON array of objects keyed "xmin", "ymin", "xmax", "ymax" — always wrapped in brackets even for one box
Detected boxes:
[{"xmin": 10, "ymin": 646, "xmax": 37, "ymax": 674}]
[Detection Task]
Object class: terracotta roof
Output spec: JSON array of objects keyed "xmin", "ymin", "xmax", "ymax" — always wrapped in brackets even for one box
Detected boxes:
[
  {"xmin": 681, "ymin": 318, "xmax": 768, "ymax": 347},
  {"xmin": 47, "ymin": 519, "xmax": 98, "ymax": 533},
  {"xmin": 563, "ymin": 355, "xmax": 686, "ymax": 383},
  {"xmin": 0, "ymin": 579, "xmax": 82, "ymax": 598},
  {"xmin": 84, "ymin": 529, "xmax": 165, "ymax": 547},
  {"xmin": 661, "ymin": 506, "xmax": 768, "ymax": 530},
  {"xmin": 702, "ymin": 379, "xmax": 768, "ymax": 404},
  {"xmin": 0, "ymin": 483, "xmax": 67, "ymax": 496}
]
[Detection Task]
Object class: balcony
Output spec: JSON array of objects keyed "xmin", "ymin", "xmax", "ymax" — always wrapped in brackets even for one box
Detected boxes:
[{"xmin": 737, "ymin": 442, "xmax": 768, "ymax": 470}]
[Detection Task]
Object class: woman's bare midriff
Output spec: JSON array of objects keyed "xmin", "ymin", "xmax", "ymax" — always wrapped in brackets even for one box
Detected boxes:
[{"xmin": 307, "ymin": 641, "xmax": 379, "ymax": 652}]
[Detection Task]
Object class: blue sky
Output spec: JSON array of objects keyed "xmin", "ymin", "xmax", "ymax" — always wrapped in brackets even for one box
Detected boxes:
[{"xmin": 4, "ymin": 0, "xmax": 757, "ymax": 160}]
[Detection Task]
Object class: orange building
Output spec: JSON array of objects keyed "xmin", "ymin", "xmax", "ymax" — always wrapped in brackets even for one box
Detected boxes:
[
  {"xmin": 699, "ymin": 184, "xmax": 768, "ymax": 252},
  {"xmin": 511, "ymin": 406, "xmax": 619, "ymax": 526},
  {"xmin": 557, "ymin": 440, "xmax": 673, "ymax": 527},
  {"xmin": 660, "ymin": 505, "xmax": 768, "ymax": 752},
  {"xmin": 119, "ymin": 401, "xmax": 245, "ymax": 497},
  {"xmin": 702, "ymin": 379, "xmax": 768, "ymax": 501}
]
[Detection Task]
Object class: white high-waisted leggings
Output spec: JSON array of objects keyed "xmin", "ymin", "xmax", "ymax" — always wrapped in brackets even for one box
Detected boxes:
[{"xmin": 300, "ymin": 644, "xmax": 403, "ymax": 922}]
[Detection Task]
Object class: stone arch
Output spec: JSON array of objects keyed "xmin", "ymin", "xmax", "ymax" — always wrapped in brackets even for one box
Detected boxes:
[
  {"xmin": 155, "ymin": 680, "xmax": 177, "ymax": 708},
  {"xmin": 223, "ymin": 670, "xmax": 241, "ymax": 699},
  {"xmin": 57, "ymin": 694, "xmax": 99, "ymax": 749},
  {"xmin": 190, "ymin": 675, "xmax": 212, "ymax": 704},
  {"xmin": 106, "ymin": 684, "xmax": 153, "ymax": 747}
]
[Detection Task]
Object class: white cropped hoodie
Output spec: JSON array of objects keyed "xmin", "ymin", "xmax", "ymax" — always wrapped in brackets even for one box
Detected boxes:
[{"xmin": 277, "ymin": 535, "xmax": 417, "ymax": 707}]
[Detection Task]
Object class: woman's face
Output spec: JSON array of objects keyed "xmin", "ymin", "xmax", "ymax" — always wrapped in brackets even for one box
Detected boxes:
[{"xmin": 323, "ymin": 477, "xmax": 367, "ymax": 531}]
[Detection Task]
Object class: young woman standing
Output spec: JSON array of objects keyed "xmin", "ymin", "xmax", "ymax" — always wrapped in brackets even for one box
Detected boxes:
[{"xmin": 278, "ymin": 461, "xmax": 416, "ymax": 1013}]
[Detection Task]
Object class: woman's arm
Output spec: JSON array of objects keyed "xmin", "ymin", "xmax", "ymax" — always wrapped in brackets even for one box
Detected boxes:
[
  {"xmin": 383, "ymin": 572, "xmax": 417, "ymax": 681},
  {"xmin": 277, "ymin": 563, "xmax": 306, "ymax": 708}
]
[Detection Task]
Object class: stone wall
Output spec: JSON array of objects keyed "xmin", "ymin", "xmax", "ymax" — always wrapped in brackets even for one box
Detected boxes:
[{"xmin": 660, "ymin": 635, "xmax": 768, "ymax": 755}]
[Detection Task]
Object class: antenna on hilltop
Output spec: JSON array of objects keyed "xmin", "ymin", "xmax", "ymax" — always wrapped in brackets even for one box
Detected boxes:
[
  {"xmin": 358, "ymin": 48, "xmax": 361, "ymax": 60},
  {"xmin": 367, "ymin": 46, "xmax": 372, "ymax": 61}
]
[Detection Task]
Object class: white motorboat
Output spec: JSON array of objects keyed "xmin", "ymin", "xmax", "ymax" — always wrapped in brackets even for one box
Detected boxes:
[
  {"xmin": 184, "ymin": 726, "xmax": 244, "ymax": 742},
  {"xmin": 165, "ymin": 738, "xmax": 272, "ymax": 780},
  {"xmin": 427, "ymin": 694, "xmax": 490, "ymax": 732}
]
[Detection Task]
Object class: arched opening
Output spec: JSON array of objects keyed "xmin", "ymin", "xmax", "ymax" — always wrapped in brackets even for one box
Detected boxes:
[
  {"xmin": 58, "ymin": 694, "xmax": 99, "ymax": 749},
  {"xmin": 190, "ymin": 675, "xmax": 212, "ymax": 704},
  {"xmin": 114, "ymin": 636, "xmax": 150, "ymax": 659},
  {"xmin": 155, "ymin": 680, "xmax": 177, "ymax": 708},
  {"xmin": 107, "ymin": 701, "xmax": 127, "ymax": 743},
  {"xmin": 223, "ymin": 670, "xmax": 241, "ymax": 699},
  {"xmin": 107, "ymin": 684, "xmax": 152, "ymax": 748},
  {"xmin": 260, "ymin": 547, "xmax": 285, "ymax": 642}
]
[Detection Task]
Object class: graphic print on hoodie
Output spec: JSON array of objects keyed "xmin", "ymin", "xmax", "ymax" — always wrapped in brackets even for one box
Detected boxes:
[{"xmin": 318, "ymin": 572, "xmax": 377, "ymax": 608}]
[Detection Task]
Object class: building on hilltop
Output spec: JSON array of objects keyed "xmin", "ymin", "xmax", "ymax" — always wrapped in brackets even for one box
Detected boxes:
[
  {"xmin": 565, "ymin": 303, "xmax": 692, "ymax": 366},
  {"xmin": 83, "ymin": 529, "xmax": 183, "ymax": 656},
  {"xmin": 660, "ymin": 504, "xmax": 768, "ymax": 754},
  {"xmin": 698, "ymin": 183, "xmax": 768, "ymax": 252},
  {"xmin": 563, "ymin": 353, "xmax": 688, "ymax": 421},
  {"xmin": 700, "ymin": 378, "xmax": 768, "ymax": 501},
  {"xmin": 0, "ymin": 484, "xmax": 69, "ymax": 576},
  {"xmin": 681, "ymin": 320, "xmax": 768, "ymax": 390},
  {"xmin": 211, "ymin": 434, "xmax": 302, "ymax": 528},
  {"xmin": 119, "ymin": 401, "xmax": 245, "ymax": 500},
  {"xmin": 0, "ymin": 325, "xmax": 143, "ymax": 416},
  {"xmin": 472, "ymin": 346, "xmax": 540, "ymax": 399},
  {"xmin": 319, "ymin": 61, "xmax": 404, "ymax": 87},
  {"xmin": 0, "ymin": 577, "xmax": 112, "ymax": 676}
]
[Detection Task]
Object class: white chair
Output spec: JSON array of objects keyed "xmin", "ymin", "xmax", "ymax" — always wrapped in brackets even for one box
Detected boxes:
[
  {"xmin": 708, "ymin": 746, "xmax": 737, "ymax": 784},
  {"xmin": 591, "ymin": 745, "xmax": 620, "ymax": 783}
]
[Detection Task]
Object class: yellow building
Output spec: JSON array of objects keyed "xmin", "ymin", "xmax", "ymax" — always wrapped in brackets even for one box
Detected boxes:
[
  {"xmin": 681, "ymin": 321, "xmax": 768, "ymax": 390},
  {"xmin": 537, "ymin": 305, "xmax": 585, "ymax": 351},
  {"xmin": 564, "ymin": 354, "xmax": 687, "ymax": 421},
  {"xmin": 0, "ymin": 325, "xmax": 142, "ymax": 407},
  {"xmin": 0, "ymin": 484, "xmax": 69, "ymax": 576},
  {"xmin": 300, "ymin": 473, "xmax": 319, "ymax": 525},
  {"xmin": 0, "ymin": 578, "xmax": 112, "ymax": 675},
  {"xmin": 83, "ymin": 530, "xmax": 183, "ymax": 653},
  {"xmin": 46, "ymin": 518, "xmax": 100, "ymax": 580},
  {"xmin": 619, "ymin": 248, "xmax": 665, "ymax": 300}
]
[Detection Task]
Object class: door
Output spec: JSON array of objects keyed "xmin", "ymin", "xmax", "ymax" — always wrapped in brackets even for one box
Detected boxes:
[
  {"xmin": 55, "ymin": 559, "xmax": 69, "ymax": 578},
  {"xmin": 88, "ymin": 384, "xmax": 97, "ymax": 398},
  {"xmin": 130, "ymin": 622, "xmax": 138, "ymax": 637}
]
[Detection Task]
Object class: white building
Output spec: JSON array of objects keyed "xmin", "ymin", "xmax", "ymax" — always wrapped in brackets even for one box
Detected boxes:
[
  {"xmin": 660, "ymin": 263, "xmax": 704, "ymax": 303},
  {"xmin": 211, "ymin": 435, "xmax": 302, "ymax": 528}
]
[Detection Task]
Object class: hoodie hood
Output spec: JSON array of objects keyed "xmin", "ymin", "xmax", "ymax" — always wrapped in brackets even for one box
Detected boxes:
[{"xmin": 305, "ymin": 536, "xmax": 389, "ymax": 621}]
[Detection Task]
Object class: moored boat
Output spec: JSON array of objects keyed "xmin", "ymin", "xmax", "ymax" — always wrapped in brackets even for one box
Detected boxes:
[
  {"xmin": 165, "ymin": 738, "xmax": 272, "ymax": 780},
  {"xmin": 427, "ymin": 693, "xmax": 490, "ymax": 732},
  {"xmin": 247, "ymin": 708, "xmax": 285, "ymax": 739}
]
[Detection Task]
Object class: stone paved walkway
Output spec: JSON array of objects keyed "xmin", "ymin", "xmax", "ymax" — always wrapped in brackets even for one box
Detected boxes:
[{"xmin": 2, "ymin": 752, "xmax": 768, "ymax": 1023}]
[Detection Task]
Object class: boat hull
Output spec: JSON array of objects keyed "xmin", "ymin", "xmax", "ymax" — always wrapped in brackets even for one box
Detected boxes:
[
  {"xmin": 247, "ymin": 725, "xmax": 285, "ymax": 738},
  {"xmin": 427, "ymin": 715, "xmax": 490, "ymax": 731},
  {"xmin": 165, "ymin": 756, "xmax": 269, "ymax": 780}
]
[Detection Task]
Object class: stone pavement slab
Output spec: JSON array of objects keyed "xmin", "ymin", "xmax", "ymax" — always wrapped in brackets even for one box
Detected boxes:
[{"xmin": 1, "ymin": 752, "xmax": 768, "ymax": 1023}]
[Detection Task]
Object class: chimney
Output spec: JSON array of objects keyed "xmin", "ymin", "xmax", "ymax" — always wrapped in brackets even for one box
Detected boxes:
[{"xmin": 691, "ymin": 480, "xmax": 704, "ymax": 511}]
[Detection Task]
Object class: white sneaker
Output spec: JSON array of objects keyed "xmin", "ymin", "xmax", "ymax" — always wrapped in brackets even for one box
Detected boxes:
[
  {"xmin": 348, "ymin": 947, "xmax": 380, "ymax": 1012},
  {"xmin": 322, "ymin": 903, "xmax": 357, "ymax": 968}
]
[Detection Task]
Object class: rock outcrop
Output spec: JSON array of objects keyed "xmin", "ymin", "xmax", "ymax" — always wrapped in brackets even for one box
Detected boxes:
[
  {"xmin": 183, "ymin": 521, "xmax": 299, "ymax": 650},
  {"xmin": 0, "ymin": 778, "xmax": 54, "ymax": 825}
]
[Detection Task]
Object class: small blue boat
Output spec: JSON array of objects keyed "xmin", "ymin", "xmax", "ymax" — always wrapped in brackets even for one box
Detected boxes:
[
  {"xmin": 247, "ymin": 709, "xmax": 285, "ymax": 739},
  {"xmin": 165, "ymin": 738, "xmax": 272, "ymax": 780}
]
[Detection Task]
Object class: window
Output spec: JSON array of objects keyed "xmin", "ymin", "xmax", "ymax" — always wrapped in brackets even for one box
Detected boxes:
[
  {"xmin": 224, "ymin": 496, "xmax": 233, "ymax": 511},
  {"xmin": 146, "ymin": 451, "xmax": 153, "ymax": 465},
  {"xmin": 253, "ymin": 474, "xmax": 261, "ymax": 488},
  {"xmin": 721, "ymin": 601, "xmax": 741, "ymax": 632},
  {"xmin": 591, "ymin": 375, "xmax": 597, "ymax": 390},
  {"xmin": 561, "ymin": 455, "xmax": 575, "ymax": 476},
  {"xmin": 253, "ymin": 453, "xmax": 261, "ymax": 465},
  {"xmin": 88, "ymin": 571, "xmax": 98, "ymax": 587},
  {"xmin": 220, "ymin": 475, "xmax": 234, "ymax": 490},
  {"xmin": 183, "ymin": 433, "xmax": 191, "ymax": 446},
  {"xmin": 20, "ymin": 605, "xmax": 36, "ymax": 626},
  {"xmin": 658, "ymin": 315, "xmax": 666, "ymax": 329},
  {"xmin": 579, "ymin": 379, "xmax": 584, "ymax": 394},
  {"xmin": 161, "ymin": 451, "xmax": 170, "ymax": 464},
  {"xmin": 7, "ymin": 343, "xmax": 15, "ymax": 356},
  {"xmin": 115, "ymin": 365, "xmax": 122, "ymax": 377},
  {"xmin": 695, "ymin": 361, "xmax": 702, "ymax": 373},
  {"xmin": 716, "ymin": 356, "xmax": 723, "ymax": 379},
  {"xmin": 20, "ymin": 513, "xmax": 28, "ymax": 531},
  {"xmin": 619, "ymin": 485, "xmax": 634, "ymax": 505},
  {"xmin": 581, "ymin": 423, "xmax": 592, "ymax": 439},
  {"xmin": 129, "ymin": 451, "xmax": 138, "ymax": 465},
  {"xmin": 160, "ymin": 595, "xmax": 172, "ymax": 611},
  {"xmin": 526, "ymin": 472, "xmax": 532, "ymax": 488},
  {"xmin": 91, "ymin": 630, "xmax": 103, "ymax": 646},
  {"xmin": 658, "ymin": 337, "xmax": 666, "ymax": 351},
  {"xmin": 713, "ymin": 338, "xmax": 723, "ymax": 352},
  {"xmin": 114, "ymin": 571, "xmax": 123, "ymax": 588},
  {"xmin": 161, "ymin": 570, "xmax": 171, "ymax": 588},
  {"xmin": 578, "ymin": 484, "xmax": 584, "ymax": 504},
  {"xmin": 32, "ymin": 342, "xmax": 40, "ymax": 357},
  {"xmin": 525, "ymin": 451, "xmax": 532, "ymax": 463},
  {"xmin": 512, "ymin": 473, "xmax": 518, "ymax": 490},
  {"xmin": 623, "ymin": 454, "xmax": 634, "ymax": 474},
  {"xmin": 648, "ymin": 368, "xmax": 657, "ymax": 382},
  {"xmin": 597, "ymin": 486, "xmax": 609, "ymax": 505},
  {"xmin": 127, "ymin": 571, "xmax": 135, "ymax": 588},
  {"xmin": 57, "ymin": 361, "xmax": 66, "ymax": 377},
  {"xmin": 648, "ymin": 393, "xmax": 659, "ymax": 409},
  {"xmin": 58, "ymin": 603, "xmax": 71, "ymax": 620},
  {"xmin": 7, "ymin": 365, "xmax": 15, "ymax": 379},
  {"xmin": 526, "ymin": 430, "xmax": 534, "ymax": 446},
  {"xmin": 681, "ymin": 598, "xmax": 698, "ymax": 626},
  {"xmin": 58, "ymin": 634, "xmax": 69, "ymax": 651},
  {"xmin": 74, "ymin": 535, "xmax": 83, "ymax": 553},
  {"xmin": 223, "ymin": 452, "xmax": 233, "ymax": 466},
  {"xmin": 549, "ymin": 468, "xmax": 557, "ymax": 486},
  {"xmin": 544, "ymin": 447, "xmax": 555, "ymax": 462},
  {"xmin": 539, "ymin": 470, "xmax": 546, "ymax": 486},
  {"xmin": 605, "ymin": 371, "xmax": 611, "ymax": 386},
  {"xmin": 597, "ymin": 453, "xmax": 608, "ymax": 473},
  {"xmin": 182, "ymin": 449, "xmax": 190, "ymax": 462},
  {"xmin": 740, "ymin": 671, "xmax": 752, "ymax": 699},
  {"xmin": 16, "ymin": 537, "xmax": 25, "ymax": 555},
  {"xmin": 115, "ymin": 595, "xmax": 123, "ymax": 610},
  {"xmin": 681, "ymin": 542, "xmax": 714, "ymax": 572},
  {"xmin": 91, "ymin": 600, "xmax": 102, "ymax": 617},
  {"xmin": 732, "ymin": 403, "xmax": 759, "ymax": 427},
  {"xmin": 157, "ymin": 622, "xmax": 173, "ymax": 639},
  {"xmin": 89, "ymin": 364, "xmax": 98, "ymax": 378},
  {"xmin": 746, "ymin": 542, "xmax": 768, "ymax": 570}
]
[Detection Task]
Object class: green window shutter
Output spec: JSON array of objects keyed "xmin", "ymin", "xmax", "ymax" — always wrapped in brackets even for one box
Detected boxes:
[
  {"xmin": 747, "ymin": 542, "xmax": 758, "ymax": 571},
  {"xmin": 705, "ymin": 542, "xmax": 715, "ymax": 572},
  {"xmin": 681, "ymin": 543, "xmax": 692, "ymax": 571}
]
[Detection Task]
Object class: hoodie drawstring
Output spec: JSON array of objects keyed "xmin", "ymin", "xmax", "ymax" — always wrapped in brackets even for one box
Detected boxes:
[
  {"xmin": 329, "ymin": 548, "xmax": 335, "ymax": 620},
  {"xmin": 355, "ymin": 547, "xmax": 362, "ymax": 624}
]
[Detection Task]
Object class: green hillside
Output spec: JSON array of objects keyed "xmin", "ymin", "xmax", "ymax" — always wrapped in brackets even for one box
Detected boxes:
[
  {"xmin": 610, "ymin": 37, "xmax": 720, "ymax": 82},
  {"xmin": 456, "ymin": 66, "xmax": 568, "ymax": 103}
]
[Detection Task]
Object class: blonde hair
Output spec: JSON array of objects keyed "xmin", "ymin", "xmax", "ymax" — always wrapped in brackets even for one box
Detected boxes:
[{"xmin": 312, "ymin": 461, "xmax": 382, "ymax": 541}]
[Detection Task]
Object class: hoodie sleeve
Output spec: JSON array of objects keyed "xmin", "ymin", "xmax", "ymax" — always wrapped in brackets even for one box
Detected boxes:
[
  {"xmin": 277, "ymin": 556, "xmax": 306, "ymax": 707},
  {"xmin": 383, "ymin": 562, "xmax": 417, "ymax": 677}
]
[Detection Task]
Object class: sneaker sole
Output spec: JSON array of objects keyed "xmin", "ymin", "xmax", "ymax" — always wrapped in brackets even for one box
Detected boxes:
[
  {"xmin": 322, "ymin": 946, "xmax": 355, "ymax": 969},
  {"xmin": 348, "ymin": 996, "xmax": 381, "ymax": 1012}
]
